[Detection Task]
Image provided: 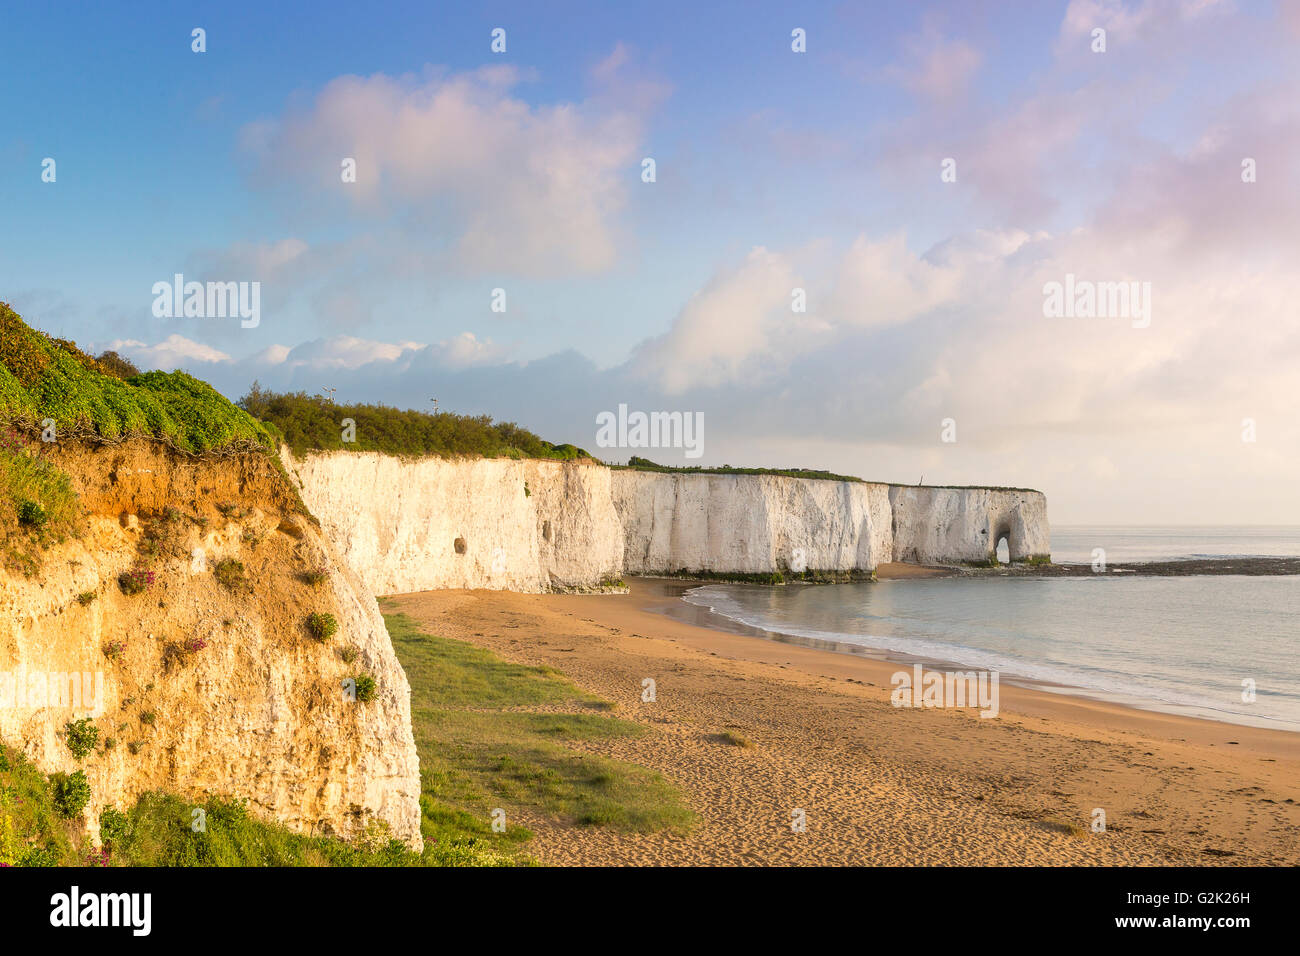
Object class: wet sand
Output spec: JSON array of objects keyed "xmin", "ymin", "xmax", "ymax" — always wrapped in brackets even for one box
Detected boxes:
[{"xmin": 384, "ymin": 578, "xmax": 1300, "ymax": 866}]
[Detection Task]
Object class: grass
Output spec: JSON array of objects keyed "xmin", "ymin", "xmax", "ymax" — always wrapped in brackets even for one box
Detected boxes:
[
  {"xmin": 713, "ymin": 731, "xmax": 754, "ymax": 748},
  {"xmin": 0, "ymin": 745, "xmax": 77, "ymax": 865},
  {"xmin": 1, "ymin": 609, "xmax": 695, "ymax": 868},
  {"xmin": 1040, "ymin": 816, "xmax": 1088, "ymax": 839},
  {"xmin": 0, "ymin": 604, "xmax": 695, "ymax": 869},
  {"xmin": 0, "ymin": 426, "xmax": 81, "ymax": 576},
  {"xmin": 384, "ymin": 608, "xmax": 695, "ymax": 855}
]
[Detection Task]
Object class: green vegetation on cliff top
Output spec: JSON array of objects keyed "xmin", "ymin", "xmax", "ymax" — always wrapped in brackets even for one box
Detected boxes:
[
  {"xmin": 0, "ymin": 302, "xmax": 273, "ymax": 454},
  {"xmin": 239, "ymin": 383, "xmax": 590, "ymax": 461},
  {"xmin": 613, "ymin": 455, "xmax": 866, "ymax": 483},
  {"xmin": 616, "ymin": 456, "xmax": 1040, "ymax": 493}
]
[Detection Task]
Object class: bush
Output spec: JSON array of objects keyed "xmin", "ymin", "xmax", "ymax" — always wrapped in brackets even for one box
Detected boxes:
[
  {"xmin": 50, "ymin": 770, "xmax": 91, "ymax": 819},
  {"xmin": 339, "ymin": 646, "xmax": 359, "ymax": 664},
  {"xmin": 300, "ymin": 567, "xmax": 328, "ymax": 587},
  {"xmin": 213, "ymin": 558, "xmax": 247, "ymax": 590},
  {"xmin": 18, "ymin": 845, "xmax": 59, "ymax": 867},
  {"xmin": 117, "ymin": 569, "xmax": 153, "ymax": 595},
  {"xmin": 94, "ymin": 350, "xmax": 140, "ymax": 380},
  {"xmin": 16, "ymin": 499, "xmax": 46, "ymax": 527},
  {"xmin": 351, "ymin": 675, "xmax": 377, "ymax": 703},
  {"xmin": 306, "ymin": 612, "xmax": 338, "ymax": 642},
  {"xmin": 102, "ymin": 640, "xmax": 125, "ymax": 660},
  {"xmin": 239, "ymin": 383, "xmax": 589, "ymax": 461},
  {"xmin": 140, "ymin": 712, "xmax": 156, "ymax": 726},
  {"xmin": 63, "ymin": 718, "xmax": 99, "ymax": 760},
  {"xmin": 99, "ymin": 806, "xmax": 130, "ymax": 844},
  {"xmin": 77, "ymin": 590, "xmax": 97, "ymax": 606}
]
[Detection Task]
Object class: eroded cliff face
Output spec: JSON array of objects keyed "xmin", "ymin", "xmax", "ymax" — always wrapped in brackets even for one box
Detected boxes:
[
  {"xmin": 0, "ymin": 441, "xmax": 422, "ymax": 849},
  {"xmin": 288, "ymin": 450, "xmax": 1049, "ymax": 589},
  {"xmin": 283, "ymin": 450, "xmax": 623, "ymax": 595},
  {"xmin": 888, "ymin": 486, "xmax": 1051, "ymax": 563},
  {"xmin": 611, "ymin": 471, "xmax": 893, "ymax": 575}
]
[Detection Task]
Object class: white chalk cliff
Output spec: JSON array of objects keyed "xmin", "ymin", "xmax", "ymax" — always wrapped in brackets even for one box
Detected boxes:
[{"xmin": 288, "ymin": 450, "xmax": 1049, "ymax": 594}]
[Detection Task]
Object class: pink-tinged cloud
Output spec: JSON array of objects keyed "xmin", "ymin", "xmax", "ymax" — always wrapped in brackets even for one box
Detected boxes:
[{"xmin": 242, "ymin": 66, "xmax": 643, "ymax": 276}]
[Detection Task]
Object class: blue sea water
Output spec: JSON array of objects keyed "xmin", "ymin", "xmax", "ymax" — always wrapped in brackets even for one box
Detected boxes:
[{"xmin": 675, "ymin": 527, "xmax": 1300, "ymax": 730}]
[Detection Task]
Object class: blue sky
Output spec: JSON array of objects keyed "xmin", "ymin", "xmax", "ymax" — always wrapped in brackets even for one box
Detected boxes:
[{"xmin": 3, "ymin": 0, "xmax": 1298, "ymax": 523}]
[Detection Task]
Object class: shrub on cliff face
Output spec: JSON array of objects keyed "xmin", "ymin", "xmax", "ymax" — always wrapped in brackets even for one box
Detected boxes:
[
  {"xmin": 99, "ymin": 806, "xmax": 130, "ymax": 845},
  {"xmin": 63, "ymin": 719, "xmax": 99, "ymax": 760},
  {"xmin": 213, "ymin": 557, "xmax": 248, "ymax": 590},
  {"xmin": 307, "ymin": 612, "xmax": 338, "ymax": 642},
  {"xmin": 300, "ymin": 566, "xmax": 328, "ymax": 587},
  {"xmin": 50, "ymin": 770, "xmax": 91, "ymax": 819},
  {"xmin": 118, "ymin": 568, "xmax": 154, "ymax": 595},
  {"xmin": 350, "ymin": 674, "xmax": 377, "ymax": 703},
  {"xmin": 16, "ymin": 499, "xmax": 45, "ymax": 527}
]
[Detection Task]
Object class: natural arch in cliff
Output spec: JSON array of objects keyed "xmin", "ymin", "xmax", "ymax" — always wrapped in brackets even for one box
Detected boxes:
[{"xmin": 992, "ymin": 521, "xmax": 1013, "ymax": 563}]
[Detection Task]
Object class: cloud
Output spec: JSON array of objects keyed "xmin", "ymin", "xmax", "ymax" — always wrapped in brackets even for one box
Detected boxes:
[
  {"xmin": 888, "ymin": 23, "xmax": 982, "ymax": 103},
  {"xmin": 242, "ymin": 66, "xmax": 644, "ymax": 275},
  {"xmin": 628, "ymin": 247, "xmax": 809, "ymax": 393},
  {"xmin": 116, "ymin": 330, "xmax": 507, "ymax": 379},
  {"xmin": 107, "ymin": 335, "xmax": 231, "ymax": 370}
]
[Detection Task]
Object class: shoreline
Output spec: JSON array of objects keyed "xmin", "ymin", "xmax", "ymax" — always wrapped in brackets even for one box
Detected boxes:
[
  {"xmin": 384, "ymin": 581, "xmax": 1300, "ymax": 865},
  {"xmin": 657, "ymin": 571, "xmax": 1300, "ymax": 733}
]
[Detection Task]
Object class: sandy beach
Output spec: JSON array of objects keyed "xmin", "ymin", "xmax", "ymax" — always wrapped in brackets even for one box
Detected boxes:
[{"xmin": 384, "ymin": 576, "xmax": 1300, "ymax": 867}]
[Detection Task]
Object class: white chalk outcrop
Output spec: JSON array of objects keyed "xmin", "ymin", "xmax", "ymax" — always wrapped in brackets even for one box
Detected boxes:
[
  {"xmin": 289, "ymin": 450, "xmax": 1050, "ymax": 592},
  {"xmin": 888, "ymin": 486, "xmax": 1051, "ymax": 564},
  {"xmin": 611, "ymin": 471, "xmax": 892, "ymax": 575},
  {"xmin": 284, "ymin": 450, "xmax": 623, "ymax": 595}
]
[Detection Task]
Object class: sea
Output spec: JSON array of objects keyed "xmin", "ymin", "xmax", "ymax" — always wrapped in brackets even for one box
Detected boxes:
[{"xmin": 665, "ymin": 527, "xmax": 1300, "ymax": 731}]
